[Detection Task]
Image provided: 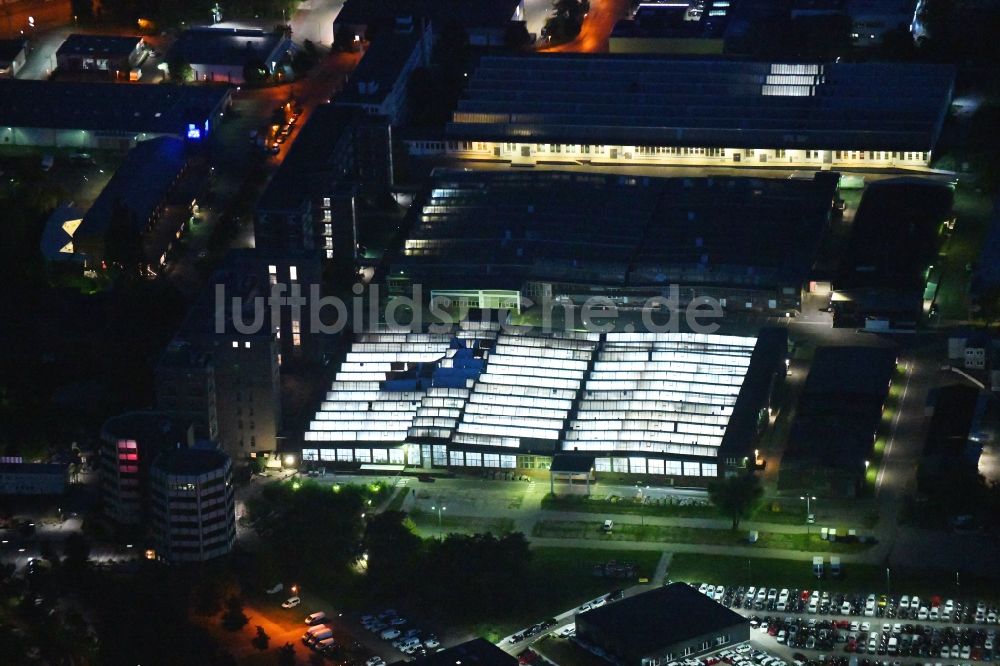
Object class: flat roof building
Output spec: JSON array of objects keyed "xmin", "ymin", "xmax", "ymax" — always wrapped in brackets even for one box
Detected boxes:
[
  {"xmin": 0, "ymin": 463, "xmax": 68, "ymax": 496},
  {"xmin": 391, "ymin": 169, "xmax": 835, "ymax": 314},
  {"xmin": 610, "ymin": 1, "xmax": 733, "ymax": 54},
  {"xmin": 169, "ymin": 27, "xmax": 293, "ymax": 84},
  {"xmin": 333, "ymin": 0, "xmax": 521, "ymax": 47},
  {"xmin": 0, "ymin": 80, "xmax": 231, "ymax": 149},
  {"xmin": 575, "ymin": 583, "xmax": 750, "ymax": 666},
  {"xmin": 0, "ymin": 38, "xmax": 27, "ymax": 78},
  {"xmin": 303, "ymin": 325, "xmax": 787, "ymax": 482},
  {"xmin": 918, "ymin": 384, "xmax": 986, "ymax": 490},
  {"xmin": 781, "ymin": 345, "xmax": 897, "ymax": 496},
  {"xmin": 55, "ymin": 34, "xmax": 146, "ymax": 80},
  {"xmin": 443, "ymin": 56, "xmax": 954, "ymax": 169}
]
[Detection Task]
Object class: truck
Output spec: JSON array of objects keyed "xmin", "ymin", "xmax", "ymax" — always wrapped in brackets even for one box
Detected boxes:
[{"xmin": 812, "ymin": 556, "xmax": 824, "ymax": 578}]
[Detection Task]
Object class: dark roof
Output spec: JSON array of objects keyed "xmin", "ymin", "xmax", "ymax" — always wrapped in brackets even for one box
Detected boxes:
[
  {"xmin": 335, "ymin": 0, "xmax": 519, "ymax": 29},
  {"xmin": 802, "ymin": 346, "xmax": 896, "ymax": 398},
  {"xmin": 449, "ymin": 56, "xmax": 955, "ymax": 152},
  {"xmin": 0, "ymin": 463, "xmax": 67, "ymax": 475},
  {"xmin": 720, "ymin": 327, "xmax": 788, "ymax": 459},
  {"xmin": 394, "ymin": 638, "xmax": 516, "ymax": 666},
  {"xmin": 613, "ymin": 1, "xmax": 733, "ymax": 40},
  {"xmin": 153, "ymin": 446, "xmax": 229, "ymax": 476},
  {"xmin": 0, "ymin": 80, "xmax": 230, "ymax": 134},
  {"xmin": 837, "ymin": 178, "xmax": 953, "ymax": 291},
  {"xmin": 0, "ymin": 38, "xmax": 27, "ymax": 62},
  {"xmin": 101, "ymin": 411, "xmax": 190, "ymax": 448},
  {"xmin": 923, "ymin": 384, "xmax": 980, "ymax": 458},
  {"xmin": 77, "ymin": 137, "xmax": 186, "ymax": 240},
  {"xmin": 57, "ymin": 33, "xmax": 142, "ymax": 57},
  {"xmin": 392, "ymin": 169, "xmax": 834, "ymax": 292},
  {"xmin": 971, "ymin": 196, "xmax": 1000, "ymax": 293},
  {"xmin": 256, "ymin": 104, "xmax": 361, "ymax": 212},
  {"xmin": 551, "ymin": 454, "xmax": 596, "ymax": 473},
  {"xmin": 338, "ymin": 27, "xmax": 424, "ymax": 107},
  {"xmin": 578, "ymin": 583, "xmax": 747, "ymax": 655},
  {"xmin": 169, "ymin": 27, "xmax": 287, "ymax": 67}
]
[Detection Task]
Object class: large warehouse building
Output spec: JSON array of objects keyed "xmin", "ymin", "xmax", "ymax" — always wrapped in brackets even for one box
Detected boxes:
[
  {"xmin": 389, "ymin": 169, "xmax": 836, "ymax": 314},
  {"xmin": 302, "ymin": 324, "xmax": 787, "ymax": 481},
  {"xmin": 442, "ymin": 56, "xmax": 954, "ymax": 169}
]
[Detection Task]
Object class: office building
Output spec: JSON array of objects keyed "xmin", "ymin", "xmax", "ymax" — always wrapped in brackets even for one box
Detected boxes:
[
  {"xmin": 0, "ymin": 80, "xmax": 231, "ymax": 149},
  {"xmin": 575, "ymin": 583, "xmax": 750, "ymax": 666},
  {"xmin": 155, "ymin": 343, "xmax": 219, "ymax": 442},
  {"xmin": 55, "ymin": 34, "xmax": 146, "ymax": 80},
  {"xmin": 0, "ymin": 463, "xmax": 68, "ymax": 495},
  {"xmin": 443, "ymin": 56, "xmax": 954, "ymax": 169},
  {"xmin": 255, "ymin": 104, "xmax": 392, "ymax": 263},
  {"xmin": 98, "ymin": 411, "xmax": 192, "ymax": 525},
  {"xmin": 149, "ymin": 443, "xmax": 236, "ymax": 563}
]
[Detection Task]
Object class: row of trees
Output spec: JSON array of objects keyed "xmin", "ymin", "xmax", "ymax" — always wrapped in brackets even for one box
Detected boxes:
[{"xmin": 543, "ymin": 0, "xmax": 590, "ymax": 44}]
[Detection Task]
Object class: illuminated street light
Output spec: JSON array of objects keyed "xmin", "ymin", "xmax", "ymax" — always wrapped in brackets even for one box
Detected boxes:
[
  {"xmin": 291, "ymin": 584, "xmax": 299, "ymax": 595},
  {"xmin": 800, "ymin": 495, "xmax": 816, "ymax": 533},
  {"xmin": 431, "ymin": 504, "xmax": 446, "ymax": 527}
]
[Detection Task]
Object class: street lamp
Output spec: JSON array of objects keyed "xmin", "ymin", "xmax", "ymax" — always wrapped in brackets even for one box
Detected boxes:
[
  {"xmin": 431, "ymin": 504, "xmax": 446, "ymax": 527},
  {"xmin": 291, "ymin": 584, "xmax": 299, "ymax": 595},
  {"xmin": 800, "ymin": 495, "xmax": 816, "ymax": 533}
]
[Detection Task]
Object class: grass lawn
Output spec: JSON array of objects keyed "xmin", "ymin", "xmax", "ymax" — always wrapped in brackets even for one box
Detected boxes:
[
  {"xmin": 541, "ymin": 493, "xmax": 809, "ymax": 526},
  {"xmin": 471, "ymin": 547, "xmax": 662, "ymax": 642},
  {"xmin": 668, "ymin": 553, "xmax": 1000, "ymax": 600},
  {"xmin": 408, "ymin": 510, "xmax": 515, "ymax": 536},
  {"xmin": 532, "ymin": 520, "xmax": 873, "ymax": 553}
]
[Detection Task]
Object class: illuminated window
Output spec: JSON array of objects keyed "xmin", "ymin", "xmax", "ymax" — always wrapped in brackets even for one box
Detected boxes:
[
  {"xmin": 289, "ymin": 266, "xmax": 298, "ymax": 281},
  {"xmin": 268, "ymin": 265, "xmax": 277, "ymax": 275},
  {"xmin": 323, "ymin": 197, "xmax": 331, "ymax": 207},
  {"xmin": 244, "ymin": 341, "xmax": 250, "ymax": 349},
  {"xmin": 231, "ymin": 341, "xmax": 238, "ymax": 348}
]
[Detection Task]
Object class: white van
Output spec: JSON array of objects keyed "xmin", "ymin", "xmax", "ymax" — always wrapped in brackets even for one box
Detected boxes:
[
  {"xmin": 603, "ymin": 520, "xmax": 614, "ymax": 533},
  {"xmin": 305, "ymin": 611, "xmax": 327, "ymax": 625}
]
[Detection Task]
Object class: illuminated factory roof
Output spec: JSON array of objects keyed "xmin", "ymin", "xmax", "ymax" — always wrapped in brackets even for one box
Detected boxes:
[
  {"xmin": 391, "ymin": 169, "xmax": 834, "ymax": 292},
  {"xmin": 305, "ymin": 325, "xmax": 787, "ymax": 465},
  {"xmin": 447, "ymin": 56, "xmax": 955, "ymax": 152}
]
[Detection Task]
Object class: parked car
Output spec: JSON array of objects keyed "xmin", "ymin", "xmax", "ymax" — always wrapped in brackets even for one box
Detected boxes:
[
  {"xmin": 305, "ymin": 611, "xmax": 326, "ymax": 625},
  {"xmin": 381, "ymin": 628, "xmax": 401, "ymax": 640},
  {"xmin": 282, "ymin": 596, "xmax": 301, "ymax": 609}
]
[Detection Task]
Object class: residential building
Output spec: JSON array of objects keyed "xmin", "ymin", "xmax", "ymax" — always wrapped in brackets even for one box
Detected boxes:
[
  {"xmin": 71, "ymin": 136, "xmax": 188, "ymax": 272},
  {"xmin": 780, "ymin": 345, "xmax": 897, "ymax": 497},
  {"xmin": 0, "ymin": 38, "xmax": 27, "ymax": 78},
  {"xmin": 0, "ymin": 80, "xmax": 231, "ymax": 149},
  {"xmin": 575, "ymin": 583, "xmax": 750, "ymax": 666},
  {"xmin": 55, "ymin": 34, "xmax": 146, "ymax": 80},
  {"xmin": 336, "ymin": 17, "xmax": 431, "ymax": 125},
  {"xmin": 169, "ymin": 27, "xmax": 293, "ymax": 84},
  {"xmin": 442, "ymin": 56, "xmax": 954, "ymax": 169},
  {"xmin": 98, "ymin": 411, "xmax": 192, "ymax": 526},
  {"xmin": 333, "ymin": 0, "xmax": 522, "ymax": 47},
  {"xmin": 255, "ymin": 104, "xmax": 392, "ymax": 263},
  {"xmin": 0, "ymin": 463, "xmax": 68, "ymax": 495},
  {"xmin": 149, "ymin": 443, "xmax": 236, "ymax": 563}
]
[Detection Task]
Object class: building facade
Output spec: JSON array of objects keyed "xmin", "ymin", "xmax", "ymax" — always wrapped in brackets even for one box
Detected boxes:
[
  {"xmin": 0, "ymin": 463, "xmax": 67, "ymax": 495},
  {"xmin": 98, "ymin": 411, "xmax": 192, "ymax": 525},
  {"xmin": 55, "ymin": 34, "xmax": 146, "ymax": 80},
  {"xmin": 149, "ymin": 444, "xmax": 236, "ymax": 563},
  {"xmin": 0, "ymin": 38, "xmax": 27, "ymax": 78}
]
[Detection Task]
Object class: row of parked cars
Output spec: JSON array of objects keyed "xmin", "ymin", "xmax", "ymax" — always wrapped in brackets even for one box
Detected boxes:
[
  {"xmin": 695, "ymin": 583, "xmax": 1000, "ymax": 625},
  {"xmin": 360, "ymin": 609, "xmax": 440, "ymax": 658}
]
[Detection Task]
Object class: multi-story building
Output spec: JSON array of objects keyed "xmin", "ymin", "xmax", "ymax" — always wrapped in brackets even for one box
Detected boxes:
[
  {"xmin": 255, "ymin": 104, "xmax": 391, "ymax": 265},
  {"xmin": 98, "ymin": 411, "xmax": 192, "ymax": 526},
  {"xmin": 155, "ymin": 343, "xmax": 218, "ymax": 442},
  {"xmin": 149, "ymin": 443, "xmax": 236, "ymax": 563},
  {"xmin": 438, "ymin": 56, "xmax": 954, "ymax": 170}
]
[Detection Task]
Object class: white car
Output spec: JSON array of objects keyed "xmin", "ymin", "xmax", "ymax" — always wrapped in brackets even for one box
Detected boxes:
[
  {"xmin": 366, "ymin": 658, "xmax": 384, "ymax": 666},
  {"xmin": 898, "ymin": 595, "xmax": 910, "ymax": 610},
  {"xmin": 578, "ymin": 603, "xmax": 591, "ymax": 613},
  {"xmin": 305, "ymin": 611, "xmax": 326, "ymax": 625},
  {"xmin": 381, "ymin": 628, "xmax": 401, "ymax": 640},
  {"xmin": 424, "ymin": 638, "xmax": 441, "ymax": 649},
  {"xmin": 591, "ymin": 597, "xmax": 607, "ymax": 609},
  {"xmin": 282, "ymin": 596, "xmax": 301, "ymax": 609},
  {"xmin": 917, "ymin": 606, "xmax": 929, "ymax": 620}
]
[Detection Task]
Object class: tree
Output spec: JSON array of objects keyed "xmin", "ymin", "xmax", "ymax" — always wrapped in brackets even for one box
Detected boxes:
[
  {"xmin": 253, "ymin": 625, "xmax": 270, "ymax": 650},
  {"xmin": 222, "ymin": 596, "xmax": 249, "ymax": 631},
  {"xmin": 243, "ymin": 56, "xmax": 268, "ymax": 85},
  {"xmin": 277, "ymin": 642, "xmax": 296, "ymax": 666},
  {"xmin": 544, "ymin": 0, "xmax": 588, "ymax": 43},
  {"xmin": 504, "ymin": 21, "xmax": 532, "ymax": 49},
  {"xmin": 62, "ymin": 533, "xmax": 91, "ymax": 571},
  {"xmin": 708, "ymin": 472, "xmax": 764, "ymax": 530},
  {"xmin": 167, "ymin": 55, "xmax": 192, "ymax": 82}
]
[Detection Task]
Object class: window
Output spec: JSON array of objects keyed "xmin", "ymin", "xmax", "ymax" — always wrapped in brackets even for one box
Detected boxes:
[
  {"xmin": 450, "ymin": 451, "xmax": 464, "ymax": 466},
  {"xmin": 268, "ymin": 265, "xmax": 276, "ymax": 275},
  {"xmin": 683, "ymin": 462, "xmax": 701, "ymax": 476},
  {"xmin": 289, "ymin": 266, "xmax": 298, "ymax": 281},
  {"xmin": 323, "ymin": 197, "xmax": 331, "ymax": 207},
  {"xmin": 244, "ymin": 341, "xmax": 250, "ymax": 349}
]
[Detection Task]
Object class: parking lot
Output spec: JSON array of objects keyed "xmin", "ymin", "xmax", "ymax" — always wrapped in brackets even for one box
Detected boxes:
[{"xmin": 694, "ymin": 583, "xmax": 998, "ymax": 662}]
